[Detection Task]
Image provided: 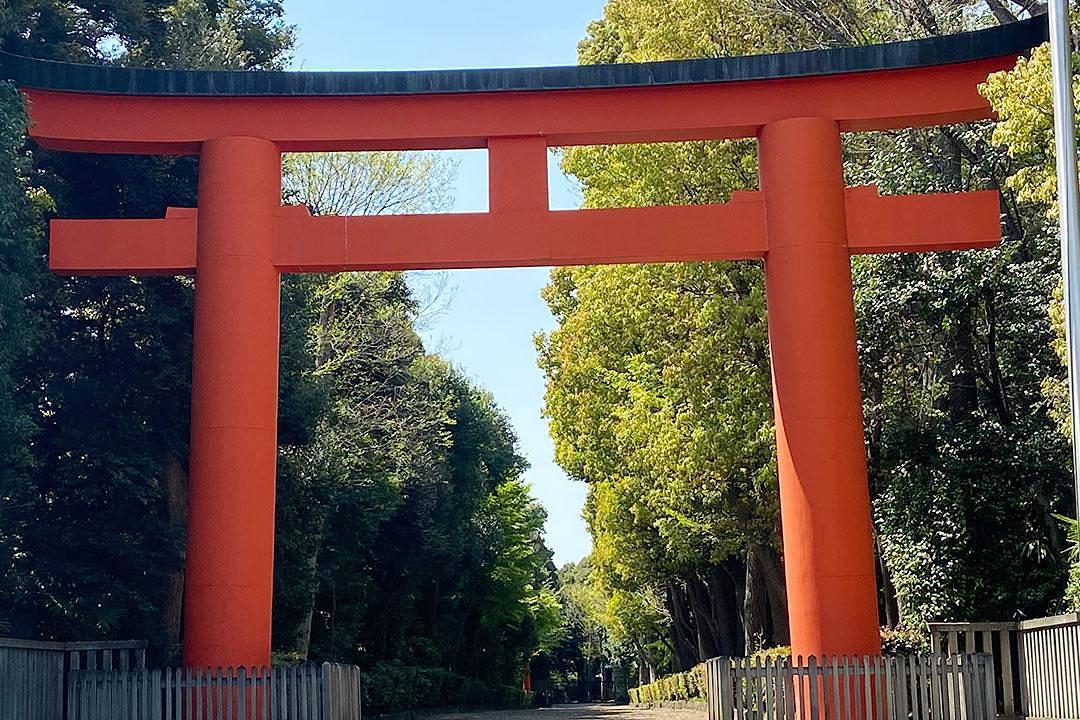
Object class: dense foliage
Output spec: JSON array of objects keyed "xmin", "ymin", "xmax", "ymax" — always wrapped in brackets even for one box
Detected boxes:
[
  {"xmin": 983, "ymin": 37, "xmax": 1080, "ymax": 611},
  {"xmin": 627, "ymin": 647, "xmax": 790, "ymax": 705},
  {"xmin": 361, "ymin": 661, "xmax": 531, "ymax": 715},
  {"xmin": 537, "ymin": 262, "xmax": 781, "ymax": 672},
  {"xmin": 538, "ymin": 0, "xmax": 1077, "ymax": 687},
  {"xmin": 0, "ymin": 2, "xmax": 559, "ymax": 701}
]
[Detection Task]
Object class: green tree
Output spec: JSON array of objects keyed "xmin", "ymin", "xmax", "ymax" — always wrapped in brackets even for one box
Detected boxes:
[
  {"xmin": 0, "ymin": 0, "xmax": 294, "ymax": 653},
  {"xmin": 1066, "ymin": 516, "xmax": 1080, "ymax": 610},
  {"xmin": 2, "ymin": 2, "xmax": 571, "ymax": 697},
  {"xmin": 538, "ymin": 261, "xmax": 784, "ymax": 665},
  {"xmin": 545, "ymin": 0, "xmax": 1071, "ymax": 664},
  {"xmin": 543, "ymin": 0, "xmax": 799, "ymax": 666},
  {"xmin": 0, "ymin": 81, "xmax": 45, "ymax": 633},
  {"xmin": 982, "ymin": 38, "xmax": 1080, "ymax": 612},
  {"xmin": 272, "ymin": 149, "xmax": 456, "ymax": 659}
]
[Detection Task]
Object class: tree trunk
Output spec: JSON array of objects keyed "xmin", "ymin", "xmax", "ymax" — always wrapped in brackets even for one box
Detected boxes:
[
  {"xmin": 755, "ymin": 543, "xmax": 789, "ymax": 646},
  {"xmin": 877, "ymin": 531, "xmax": 900, "ymax": 628},
  {"xmin": 666, "ymin": 580, "xmax": 700, "ymax": 670},
  {"xmin": 945, "ymin": 310, "xmax": 980, "ymax": 420},
  {"xmin": 686, "ymin": 573, "xmax": 722, "ymax": 660},
  {"xmin": 723, "ymin": 561, "xmax": 747, "ymax": 653},
  {"xmin": 636, "ymin": 646, "xmax": 649, "ymax": 685},
  {"xmin": 292, "ymin": 524, "xmax": 324, "ymax": 659},
  {"xmin": 718, "ymin": 562, "xmax": 747, "ymax": 656},
  {"xmin": 744, "ymin": 546, "xmax": 771, "ymax": 651},
  {"xmin": 161, "ymin": 457, "xmax": 189, "ymax": 652},
  {"xmin": 981, "ymin": 293, "xmax": 1013, "ymax": 425},
  {"xmin": 716, "ymin": 564, "xmax": 744, "ymax": 656}
]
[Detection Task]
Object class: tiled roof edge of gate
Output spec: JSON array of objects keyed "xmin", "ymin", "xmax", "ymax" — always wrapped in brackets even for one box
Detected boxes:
[{"xmin": 0, "ymin": 15, "xmax": 1048, "ymax": 97}]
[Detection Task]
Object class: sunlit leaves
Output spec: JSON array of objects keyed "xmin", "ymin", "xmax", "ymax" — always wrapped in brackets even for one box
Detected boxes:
[
  {"xmin": 982, "ymin": 43, "xmax": 1062, "ymax": 217},
  {"xmin": 282, "ymin": 152, "xmax": 456, "ymax": 217},
  {"xmin": 982, "ymin": 38, "xmax": 1080, "ymax": 611}
]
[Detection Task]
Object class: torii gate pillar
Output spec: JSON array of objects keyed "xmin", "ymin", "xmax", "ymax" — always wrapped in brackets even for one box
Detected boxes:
[
  {"xmin": 761, "ymin": 117, "xmax": 881, "ymax": 657},
  {"xmin": 183, "ymin": 136, "xmax": 282, "ymax": 669}
]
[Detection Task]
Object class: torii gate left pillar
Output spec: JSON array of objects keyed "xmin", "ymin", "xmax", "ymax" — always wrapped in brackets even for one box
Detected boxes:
[{"xmin": 183, "ymin": 137, "xmax": 282, "ymax": 668}]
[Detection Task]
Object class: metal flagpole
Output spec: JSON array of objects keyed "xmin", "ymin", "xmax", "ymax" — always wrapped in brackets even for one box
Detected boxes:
[{"xmin": 1048, "ymin": 0, "xmax": 1080, "ymax": 521}]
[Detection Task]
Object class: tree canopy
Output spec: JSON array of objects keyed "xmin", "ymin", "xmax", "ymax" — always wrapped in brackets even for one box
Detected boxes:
[{"xmin": 538, "ymin": 0, "xmax": 1075, "ymax": 686}]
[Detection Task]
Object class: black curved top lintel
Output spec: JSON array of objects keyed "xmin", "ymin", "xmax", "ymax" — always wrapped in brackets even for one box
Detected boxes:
[{"xmin": 0, "ymin": 16, "xmax": 1048, "ymax": 97}]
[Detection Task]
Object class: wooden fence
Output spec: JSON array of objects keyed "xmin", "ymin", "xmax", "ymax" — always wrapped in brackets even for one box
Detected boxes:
[
  {"xmin": 930, "ymin": 613, "xmax": 1080, "ymax": 720},
  {"xmin": 705, "ymin": 654, "xmax": 997, "ymax": 720},
  {"xmin": 66, "ymin": 662, "xmax": 362, "ymax": 720},
  {"xmin": 1017, "ymin": 613, "xmax": 1080, "ymax": 720},
  {"xmin": 928, "ymin": 622, "xmax": 1020, "ymax": 717},
  {"xmin": 0, "ymin": 638, "xmax": 147, "ymax": 720}
]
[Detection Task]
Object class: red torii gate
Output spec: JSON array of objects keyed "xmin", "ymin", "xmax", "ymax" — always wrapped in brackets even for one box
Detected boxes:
[{"xmin": 4, "ymin": 16, "xmax": 1047, "ymax": 669}]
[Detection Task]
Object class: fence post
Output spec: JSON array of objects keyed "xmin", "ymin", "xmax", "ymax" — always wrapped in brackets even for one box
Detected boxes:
[
  {"xmin": 320, "ymin": 663, "xmax": 330, "ymax": 720},
  {"xmin": 67, "ymin": 660, "xmax": 76, "ymax": 720},
  {"xmin": 355, "ymin": 665, "xmax": 363, "ymax": 720},
  {"xmin": 719, "ymin": 658, "xmax": 733, "ymax": 720},
  {"xmin": 706, "ymin": 659, "xmax": 717, "ymax": 720},
  {"xmin": 983, "ymin": 654, "xmax": 996, "ymax": 720}
]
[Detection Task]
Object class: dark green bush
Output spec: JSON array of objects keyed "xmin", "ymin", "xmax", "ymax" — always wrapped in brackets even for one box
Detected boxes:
[
  {"xmin": 750, "ymin": 646, "xmax": 791, "ymax": 662},
  {"xmin": 880, "ymin": 625, "xmax": 930, "ymax": 655},
  {"xmin": 361, "ymin": 661, "xmax": 530, "ymax": 715}
]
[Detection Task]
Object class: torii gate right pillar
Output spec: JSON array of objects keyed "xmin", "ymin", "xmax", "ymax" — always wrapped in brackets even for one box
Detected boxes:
[{"xmin": 760, "ymin": 117, "xmax": 882, "ymax": 658}]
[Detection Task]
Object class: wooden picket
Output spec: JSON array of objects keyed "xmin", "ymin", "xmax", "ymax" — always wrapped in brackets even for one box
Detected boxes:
[
  {"xmin": 66, "ymin": 662, "xmax": 362, "ymax": 720},
  {"xmin": 0, "ymin": 638, "xmax": 147, "ymax": 720},
  {"xmin": 705, "ymin": 654, "xmax": 997, "ymax": 720}
]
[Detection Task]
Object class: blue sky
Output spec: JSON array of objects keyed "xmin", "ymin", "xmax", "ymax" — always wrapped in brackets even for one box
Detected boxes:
[{"xmin": 283, "ymin": 1, "xmax": 609, "ymax": 564}]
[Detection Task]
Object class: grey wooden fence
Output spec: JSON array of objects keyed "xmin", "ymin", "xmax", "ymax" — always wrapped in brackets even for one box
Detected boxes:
[
  {"xmin": 930, "ymin": 613, "xmax": 1080, "ymax": 720},
  {"xmin": 928, "ymin": 622, "xmax": 1021, "ymax": 717},
  {"xmin": 705, "ymin": 654, "xmax": 997, "ymax": 720},
  {"xmin": 0, "ymin": 638, "xmax": 147, "ymax": 720},
  {"xmin": 1017, "ymin": 613, "xmax": 1080, "ymax": 720},
  {"xmin": 0, "ymin": 639, "xmax": 65, "ymax": 720},
  {"xmin": 66, "ymin": 662, "xmax": 361, "ymax": 720}
]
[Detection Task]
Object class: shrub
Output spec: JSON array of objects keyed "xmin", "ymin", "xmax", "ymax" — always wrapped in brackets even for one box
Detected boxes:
[
  {"xmin": 1064, "ymin": 515, "xmax": 1080, "ymax": 612},
  {"xmin": 1066, "ymin": 564, "xmax": 1080, "ymax": 612},
  {"xmin": 628, "ymin": 663, "xmax": 706, "ymax": 704},
  {"xmin": 627, "ymin": 648, "xmax": 798, "ymax": 705},
  {"xmin": 361, "ymin": 661, "xmax": 529, "ymax": 716},
  {"xmin": 750, "ymin": 646, "xmax": 791, "ymax": 663},
  {"xmin": 880, "ymin": 624, "xmax": 930, "ymax": 655}
]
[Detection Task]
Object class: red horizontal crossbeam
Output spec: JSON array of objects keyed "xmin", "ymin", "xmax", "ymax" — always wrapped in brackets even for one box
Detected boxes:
[
  {"xmin": 24, "ymin": 57, "xmax": 1013, "ymax": 154},
  {"xmin": 843, "ymin": 186, "xmax": 1002, "ymax": 254},
  {"xmin": 49, "ymin": 187, "xmax": 1001, "ymax": 275},
  {"xmin": 50, "ymin": 207, "xmax": 197, "ymax": 275}
]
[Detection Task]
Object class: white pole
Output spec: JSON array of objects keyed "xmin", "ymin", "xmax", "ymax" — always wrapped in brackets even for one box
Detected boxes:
[{"xmin": 1048, "ymin": 0, "xmax": 1080, "ymax": 521}]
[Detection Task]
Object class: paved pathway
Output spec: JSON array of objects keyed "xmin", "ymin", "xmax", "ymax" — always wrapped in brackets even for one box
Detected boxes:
[{"xmin": 423, "ymin": 703, "xmax": 706, "ymax": 720}]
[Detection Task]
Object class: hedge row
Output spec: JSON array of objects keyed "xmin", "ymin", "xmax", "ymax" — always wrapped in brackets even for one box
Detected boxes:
[
  {"xmin": 361, "ymin": 661, "xmax": 531, "ymax": 716},
  {"xmin": 628, "ymin": 663, "xmax": 707, "ymax": 704},
  {"xmin": 628, "ymin": 649, "xmax": 793, "ymax": 705}
]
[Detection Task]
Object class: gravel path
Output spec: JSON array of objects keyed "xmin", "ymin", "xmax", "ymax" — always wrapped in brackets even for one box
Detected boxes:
[{"xmin": 421, "ymin": 703, "xmax": 706, "ymax": 720}]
